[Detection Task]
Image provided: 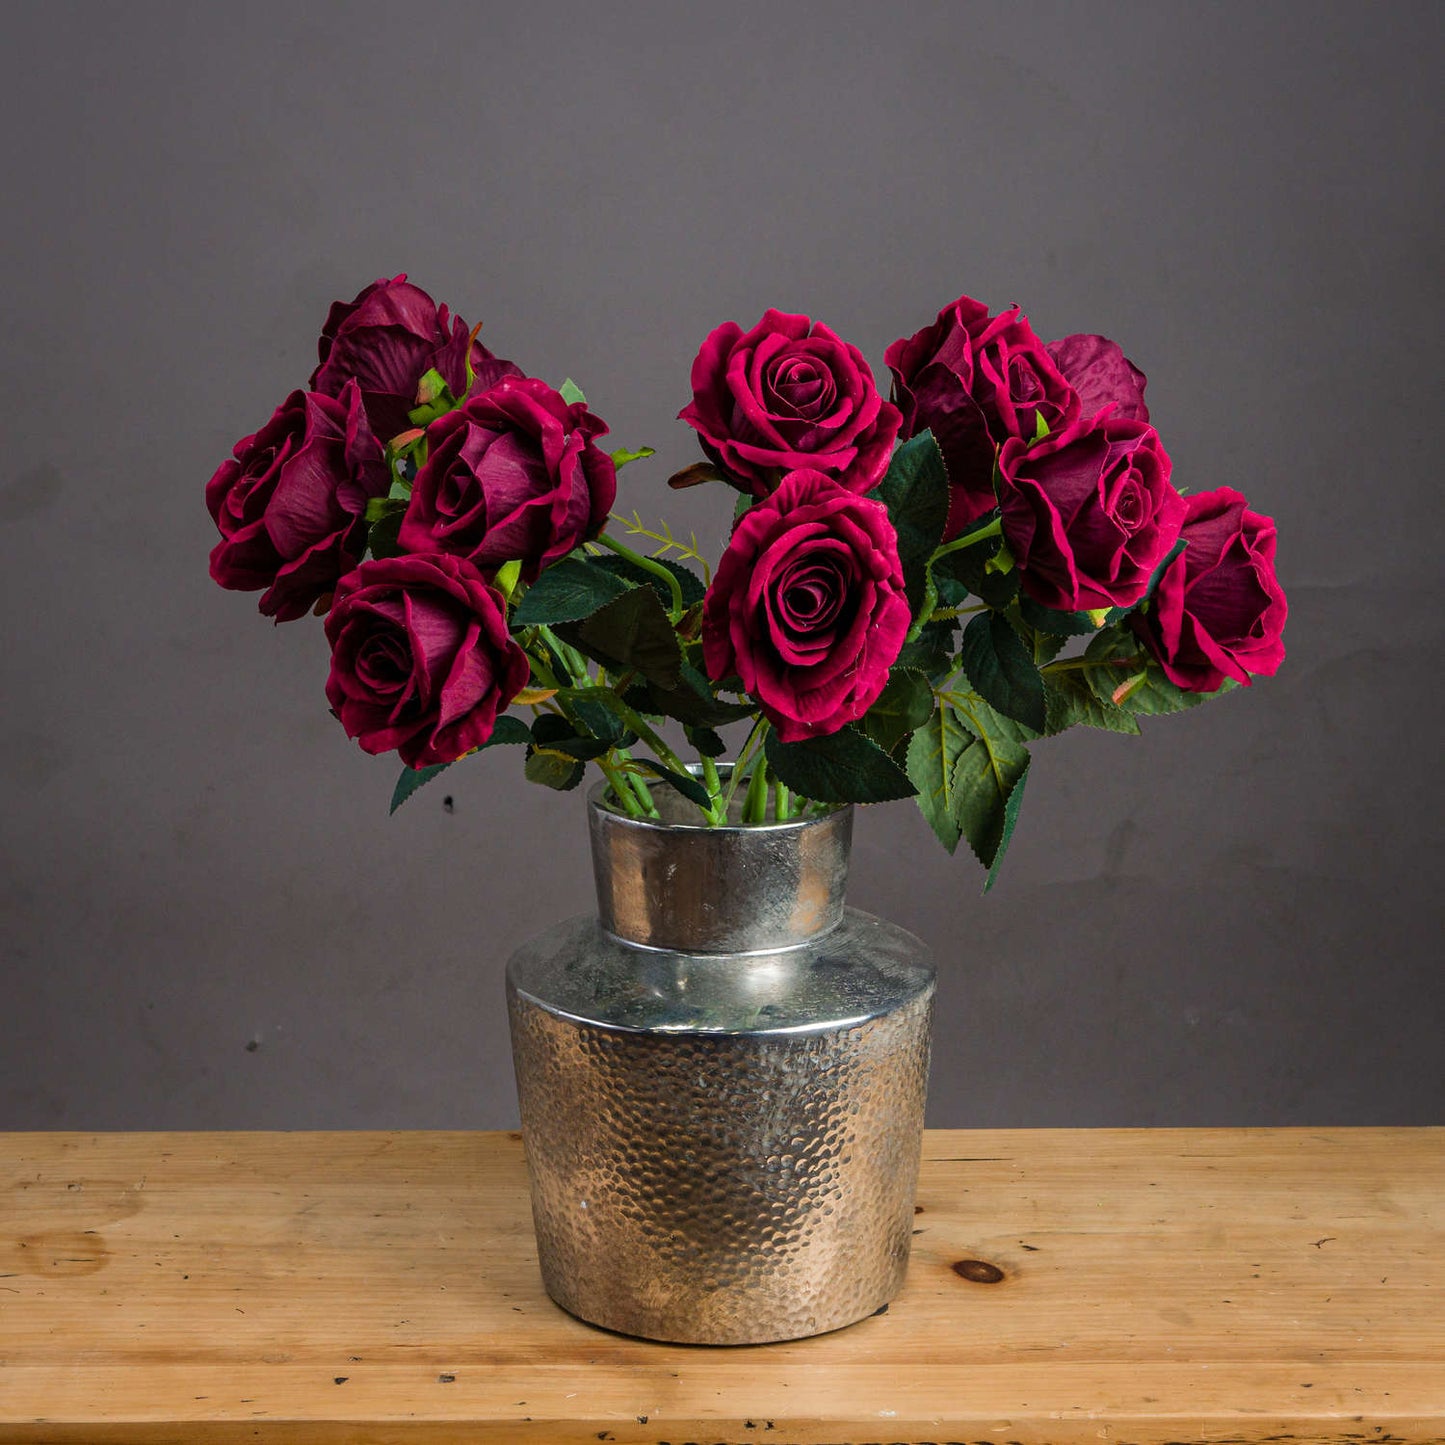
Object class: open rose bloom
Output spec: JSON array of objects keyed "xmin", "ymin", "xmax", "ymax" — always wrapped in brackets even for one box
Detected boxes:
[{"xmin": 207, "ymin": 280, "xmax": 1285, "ymax": 882}]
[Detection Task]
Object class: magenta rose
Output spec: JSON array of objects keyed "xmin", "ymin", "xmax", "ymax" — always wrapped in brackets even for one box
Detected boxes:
[
  {"xmin": 310, "ymin": 274, "xmax": 521, "ymax": 443},
  {"xmin": 397, "ymin": 376, "xmax": 616, "ymax": 581},
  {"xmin": 702, "ymin": 469, "xmax": 910, "ymax": 742},
  {"xmin": 885, "ymin": 295, "xmax": 1080, "ymax": 537},
  {"xmin": 206, "ymin": 381, "xmax": 388, "ymax": 622},
  {"xmin": 680, "ymin": 309, "xmax": 901, "ymax": 496},
  {"xmin": 1132, "ymin": 487, "xmax": 1287, "ymax": 692},
  {"xmin": 323, "ymin": 552, "xmax": 529, "ymax": 768},
  {"xmin": 1047, "ymin": 333, "xmax": 1149, "ymax": 422},
  {"xmin": 997, "ymin": 414, "xmax": 1185, "ymax": 612}
]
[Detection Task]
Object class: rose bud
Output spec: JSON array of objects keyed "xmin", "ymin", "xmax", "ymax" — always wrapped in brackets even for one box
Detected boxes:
[
  {"xmin": 702, "ymin": 469, "xmax": 911, "ymax": 742},
  {"xmin": 397, "ymin": 376, "xmax": 616, "ymax": 582},
  {"xmin": 323, "ymin": 552, "xmax": 530, "ymax": 768},
  {"xmin": 680, "ymin": 309, "xmax": 901, "ymax": 497},
  {"xmin": 997, "ymin": 414, "xmax": 1185, "ymax": 612},
  {"xmin": 1132, "ymin": 487, "xmax": 1287, "ymax": 692},
  {"xmin": 310, "ymin": 274, "xmax": 520, "ymax": 442},
  {"xmin": 886, "ymin": 295, "xmax": 1080, "ymax": 537},
  {"xmin": 1046, "ymin": 332, "xmax": 1149, "ymax": 423},
  {"xmin": 206, "ymin": 381, "xmax": 388, "ymax": 622}
]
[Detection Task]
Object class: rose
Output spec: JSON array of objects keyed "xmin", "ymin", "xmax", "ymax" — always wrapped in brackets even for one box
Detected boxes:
[
  {"xmin": 885, "ymin": 295, "xmax": 1080, "ymax": 536},
  {"xmin": 1047, "ymin": 333, "xmax": 1149, "ymax": 422},
  {"xmin": 1132, "ymin": 487, "xmax": 1287, "ymax": 692},
  {"xmin": 310, "ymin": 274, "xmax": 521, "ymax": 442},
  {"xmin": 680, "ymin": 309, "xmax": 901, "ymax": 496},
  {"xmin": 996, "ymin": 414, "xmax": 1185, "ymax": 612},
  {"xmin": 323, "ymin": 552, "xmax": 529, "ymax": 767},
  {"xmin": 206, "ymin": 381, "xmax": 388, "ymax": 622},
  {"xmin": 702, "ymin": 470, "xmax": 910, "ymax": 742},
  {"xmin": 397, "ymin": 376, "xmax": 617, "ymax": 581}
]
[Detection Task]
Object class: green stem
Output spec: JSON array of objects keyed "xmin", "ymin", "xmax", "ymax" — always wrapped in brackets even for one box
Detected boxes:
[
  {"xmin": 930, "ymin": 515, "xmax": 1003, "ymax": 563},
  {"xmin": 743, "ymin": 753, "xmax": 770, "ymax": 824},
  {"xmin": 699, "ymin": 754, "xmax": 725, "ymax": 825},
  {"xmin": 1042, "ymin": 654, "xmax": 1139, "ymax": 675},
  {"xmin": 775, "ymin": 780, "xmax": 793, "ymax": 821},
  {"xmin": 592, "ymin": 531, "xmax": 685, "ymax": 618},
  {"xmin": 723, "ymin": 718, "xmax": 768, "ymax": 815},
  {"xmin": 598, "ymin": 757, "xmax": 644, "ymax": 817},
  {"xmin": 927, "ymin": 603, "xmax": 989, "ymax": 622}
]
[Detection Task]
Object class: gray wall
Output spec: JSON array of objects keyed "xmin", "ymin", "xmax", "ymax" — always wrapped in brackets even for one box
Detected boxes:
[{"xmin": 2, "ymin": 1, "xmax": 1440, "ymax": 1130}]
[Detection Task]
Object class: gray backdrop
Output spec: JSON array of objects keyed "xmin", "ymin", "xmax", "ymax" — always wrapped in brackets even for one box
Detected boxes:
[{"xmin": 2, "ymin": 1, "xmax": 1441, "ymax": 1130}]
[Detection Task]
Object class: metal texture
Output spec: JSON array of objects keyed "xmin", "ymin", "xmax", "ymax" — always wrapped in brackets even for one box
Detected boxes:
[{"xmin": 507, "ymin": 785, "xmax": 935, "ymax": 1344}]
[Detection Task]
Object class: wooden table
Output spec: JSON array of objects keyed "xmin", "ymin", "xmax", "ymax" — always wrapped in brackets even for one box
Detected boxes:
[{"xmin": 1, "ymin": 1129, "xmax": 1440, "ymax": 1443}]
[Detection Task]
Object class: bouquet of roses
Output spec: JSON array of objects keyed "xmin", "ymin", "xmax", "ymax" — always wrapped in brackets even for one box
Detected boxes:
[{"xmin": 207, "ymin": 277, "xmax": 1286, "ymax": 884}]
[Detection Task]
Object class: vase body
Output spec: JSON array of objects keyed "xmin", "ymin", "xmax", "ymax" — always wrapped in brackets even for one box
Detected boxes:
[{"xmin": 506, "ymin": 784, "xmax": 934, "ymax": 1344}]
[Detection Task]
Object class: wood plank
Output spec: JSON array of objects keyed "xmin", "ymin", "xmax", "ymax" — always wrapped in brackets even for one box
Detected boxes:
[{"xmin": 0, "ymin": 1129, "xmax": 1441, "ymax": 1442}]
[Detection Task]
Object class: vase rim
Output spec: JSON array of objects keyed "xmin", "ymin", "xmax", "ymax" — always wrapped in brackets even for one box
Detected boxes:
[{"xmin": 586, "ymin": 778, "xmax": 847, "ymax": 835}]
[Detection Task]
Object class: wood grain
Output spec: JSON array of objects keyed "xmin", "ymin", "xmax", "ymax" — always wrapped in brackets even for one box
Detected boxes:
[{"xmin": 0, "ymin": 1129, "xmax": 1440, "ymax": 1443}]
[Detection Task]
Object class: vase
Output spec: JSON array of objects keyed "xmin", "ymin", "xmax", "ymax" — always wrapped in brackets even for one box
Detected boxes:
[{"xmin": 505, "ymin": 780, "xmax": 935, "ymax": 1344}]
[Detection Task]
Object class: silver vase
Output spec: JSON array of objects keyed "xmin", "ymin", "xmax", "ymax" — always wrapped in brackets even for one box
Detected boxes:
[{"xmin": 506, "ymin": 781, "xmax": 935, "ymax": 1344}]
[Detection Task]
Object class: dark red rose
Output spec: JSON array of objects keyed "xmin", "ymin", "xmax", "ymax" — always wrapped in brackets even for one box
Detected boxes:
[
  {"xmin": 680, "ymin": 309, "xmax": 901, "ymax": 496},
  {"xmin": 397, "ymin": 376, "xmax": 616, "ymax": 581},
  {"xmin": 1132, "ymin": 487, "xmax": 1287, "ymax": 692},
  {"xmin": 1046, "ymin": 333, "xmax": 1149, "ymax": 422},
  {"xmin": 997, "ymin": 414, "xmax": 1185, "ymax": 612},
  {"xmin": 310, "ymin": 274, "xmax": 521, "ymax": 443},
  {"xmin": 886, "ymin": 295, "xmax": 1081, "ymax": 538},
  {"xmin": 323, "ymin": 552, "xmax": 529, "ymax": 767},
  {"xmin": 206, "ymin": 381, "xmax": 388, "ymax": 622},
  {"xmin": 702, "ymin": 469, "xmax": 910, "ymax": 742}
]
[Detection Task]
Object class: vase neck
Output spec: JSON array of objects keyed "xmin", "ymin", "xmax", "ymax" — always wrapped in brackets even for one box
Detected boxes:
[{"xmin": 587, "ymin": 788, "xmax": 853, "ymax": 954}]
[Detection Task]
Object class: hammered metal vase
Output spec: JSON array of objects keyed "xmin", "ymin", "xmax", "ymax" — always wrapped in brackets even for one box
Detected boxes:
[{"xmin": 506, "ymin": 782, "xmax": 935, "ymax": 1344}]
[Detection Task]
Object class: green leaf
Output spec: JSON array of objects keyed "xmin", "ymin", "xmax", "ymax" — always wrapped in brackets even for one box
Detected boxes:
[
  {"xmin": 877, "ymin": 430, "xmax": 950, "ymax": 617},
  {"xmin": 1042, "ymin": 670, "xmax": 1141, "ymax": 736},
  {"xmin": 1018, "ymin": 594, "xmax": 1101, "ymax": 636},
  {"xmin": 630, "ymin": 759, "xmax": 712, "ymax": 809},
  {"xmin": 984, "ymin": 755, "xmax": 1030, "ymax": 892},
  {"xmin": 558, "ymin": 584, "xmax": 683, "ymax": 688},
  {"xmin": 894, "ymin": 617, "xmax": 959, "ymax": 680},
  {"xmin": 861, "ymin": 668, "xmax": 935, "ymax": 755},
  {"xmin": 904, "ymin": 705, "xmax": 974, "ymax": 852},
  {"xmin": 637, "ymin": 660, "xmax": 755, "ymax": 728},
  {"xmin": 684, "ymin": 724, "xmax": 727, "ymax": 758},
  {"xmin": 766, "ymin": 727, "xmax": 917, "ymax": 805},
  {"xmin": 951, "ymin": 732, "xmax": 1030, "ymax": 872},
  {"xmin": 570, "ymin": 693, "xmax": 636, "ymax": 747},
  {"xmin": 511, "ymin": 557, "xmax": 629, "ymax": 627},
  {"xmin": 389, "ymin": 761, "xmax": 451, "ymax": 814},
  {"xmin": 590, "ymin": 552, "xmax": 706, "ymax": 608},
  {"xmin": 949, "ymin": 690, "xmax": 1041, "ymax": 746},
  {"xmin": 387, "ymin": 715, "xmax": 530, "ymax": 814},
  {"xmin": 364, "ymin": 495, "xmax": 407, "ymax": 525},
  {"xmin": 1034, "ymin": 411, "xmax": 1050, "ymax": 442},
  {"xmin": 530, "ymin": 713, "xmax": 612, "ymax": 760},
  {"xmin": 559, "ymin": 378, "xmax": 587, "ymax": 407},
  {"xmin": 933, "ymin": 517, "xmax": 1018, "ymax": 609},
  {"xmin": 959, "ymin": 612, "xmax": 1046, "ymax": 733},
  {"xmin": 523, "ymin": 746, "xmax": 586, "ymax": 790},
  {"xmin": 414, "ymin": 367, "xmax": 450, "ymax": 406},
  {"xmin": 366, "ymin": 504, "xmax": 407, "ymax": 560},
  {"xmin": 610, "ymin": 445, "xmax": 656, "ymax": 469}
]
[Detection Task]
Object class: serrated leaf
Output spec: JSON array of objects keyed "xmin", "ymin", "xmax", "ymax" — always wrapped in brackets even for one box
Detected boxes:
[
  {"xmin": 684, "ymin": 724, "xmax": 727, "ymax": 758},
  {"xmin": 366, "ymin": 505, "xmax": 406, "ymax": 560},
  {"xmin": 862, "ymin": 668, "xmax": 935, "ymax": 755},
  {"xmin": 630, "ymin": 759, "xmax": 712, "ymax": 809},
  {"xmin": 524, "ymin": 746, "xmax": 586, "ymax": 790},
  {"xmin": 1084, "ymin": 660, "xmax": 1211, "ymax": 717},
  {"xmin": 878, "ymin": 430, "xmax": 950, "ymax": 617},
  {"xmin": 610, "ymin": 445, "xmax": 656, "ymax": 469},
  {"xmin": 591, "ymin": 552, "xmax": 706, "ymax": 607},
  {"xmin": 558, "ymin": 584, "xmax": 683, "ymax": 688},
  {"xmin": 530, "ymin": 713, "xmax": 612, "ymax": 760},
  {"xmin": 766, "ymin": 728, "xmax": 917, "ymax": 805},
  {"xmin": 1018, "ymin": 594, "xmax": 1101, "ymax": 636},
  {"xmin": 959, "ymin": 612, "xmax": 1046, "ymax": 732},
  {"xmin": 569, "ymin": 693, "xmax": 636, "ymax": 747},
  {"xmin": 949, "ymin": 690, "xmax": 1041, "ymax": 746},
  {"xmin": 388, "ymin": 714, "xmax": 530, "ymax": 814},
  {"xmin": 638, "ymin": 660, "xmax": 755, "ymax": 728},
  {"xmin": 511, "ymin": 557, "xmax": 629, "ymax": 627},
  {"xmin": 904, "ymin": 705, "xmax": 973, "ymax": 852},
  {"xmin": 951, "ymin": 734, "xmax": 1029, "ymax": 871},
  {"xmin": 559, "ymin": 378, "xmax": 587, "ymax": 407},
  {"xmin": 984, "ymin": 756, "xmax": 1030, "ymax": 892},
  {"xmin": 894, "ymin": 617, "xmax": 959, "ymax": 680},
  {"xmin": 1042, "ymin": 671, "xmax": 1141, "ymax": 736}
]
